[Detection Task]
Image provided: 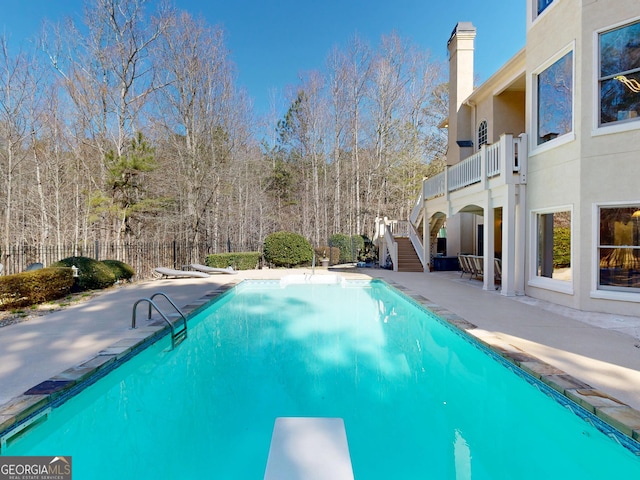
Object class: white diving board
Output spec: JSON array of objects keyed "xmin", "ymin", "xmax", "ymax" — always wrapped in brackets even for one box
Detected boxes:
[{"xmin": 264, "ymin": 417, "xmax": 354, "ymax": 480}]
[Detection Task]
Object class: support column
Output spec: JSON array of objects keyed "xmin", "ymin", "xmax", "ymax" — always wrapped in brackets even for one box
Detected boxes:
[
  {"xmin": 483, "ymin": 193, "xmax": 495, "ymax": 291},
  {"xmin": 423, "ymin": 206, "xmax": 430, "ymax": 272},
  {"xmin": 501, "ymin": 184, "xmax": 518, "ymax": 296},
  {"xmin": 515, "ymin": 184, "xmax": 527, "ymax": 295}
]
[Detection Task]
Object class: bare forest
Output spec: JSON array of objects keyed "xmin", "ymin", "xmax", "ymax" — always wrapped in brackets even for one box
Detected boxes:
[{"xmin": 0, "ymin": 0, "xmax": 448, "ymax": 263}]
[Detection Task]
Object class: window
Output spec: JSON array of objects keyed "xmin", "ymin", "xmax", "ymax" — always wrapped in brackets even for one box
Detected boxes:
[
  {"xmin": 598, "ymin": 206, "xmax": 640, "ymax": 290},
  {"xmin": 536, "ymin": 51, "xmax": 573, "ymax": 145},
  {"xmin": 537, "ymin": 0, "xmax": 554, "ymax": 16},
  {"xmin": 477, "ymin": 120, "xmax": 488, "ymax": 147},
  {"xmin": 598, "ymin": 20, "xmax": 640, "ymax": 127},
  {"xmin": 536, "ymin": 210, "xmax": 572, "ymax": 282}
]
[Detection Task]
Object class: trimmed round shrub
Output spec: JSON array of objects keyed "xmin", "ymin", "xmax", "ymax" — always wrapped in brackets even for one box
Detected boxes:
[
  {"xmin": 101, "ymin": 259, "xmax": 135, "ymax": 281},
  {"xmin": 263, "ymin": 231, "xmax": 314, "ymax": 267},
  {"xmin": 51, "ymin": 256, "xmax": 116, "ymax": 292}
]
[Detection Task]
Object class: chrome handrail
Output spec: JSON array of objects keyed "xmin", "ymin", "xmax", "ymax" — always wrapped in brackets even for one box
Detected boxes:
[{"xmin": 131, "ymin": 292, "xmax": 188, "ymax": 349}]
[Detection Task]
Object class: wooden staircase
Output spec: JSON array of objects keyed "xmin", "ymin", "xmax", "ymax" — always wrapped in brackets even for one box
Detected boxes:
[{"xmin": 395, "ymin": 237, "xmax": 423, "ymax": 272}]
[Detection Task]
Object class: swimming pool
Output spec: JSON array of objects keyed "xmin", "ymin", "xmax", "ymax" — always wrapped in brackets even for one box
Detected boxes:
[{"xmin": 2, "ymin": 279, "xmax": 640, "ymax": 478}]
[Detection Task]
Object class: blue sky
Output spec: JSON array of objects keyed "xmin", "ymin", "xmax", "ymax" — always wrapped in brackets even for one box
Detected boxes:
[{"xmin": 1, "ymin": 0, "xmax": 525, "ymax": 117}]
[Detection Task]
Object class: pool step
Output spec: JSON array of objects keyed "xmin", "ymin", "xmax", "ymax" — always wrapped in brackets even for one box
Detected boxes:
[{"xmin": 264, "ymin": 417, "xmax": 354, "ymax": 480}]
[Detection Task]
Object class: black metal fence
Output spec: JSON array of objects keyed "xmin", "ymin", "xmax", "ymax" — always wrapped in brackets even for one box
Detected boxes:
[{"xmin": 1, "ymin": 241, "xmax": 261, "ymax": 280}]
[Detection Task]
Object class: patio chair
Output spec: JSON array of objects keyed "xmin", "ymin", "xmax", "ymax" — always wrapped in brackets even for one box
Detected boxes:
[
  {"xmin": 458, "ymin": 255, "xmax": 474, "ymax": 278},
  {"xmin": 190, "ymin": 263, "xmax": 237, "ymax": 275},
  {"xmin": 494, "ymin": 258, "xmax": 502, "ymax": 281},
  {"xmin": 470, "ymin": 256, "xmax": 484, "ymax": 279},
  {"xmin": 153, "ymin": 267, "xmax": 210, "ymax": 279}
]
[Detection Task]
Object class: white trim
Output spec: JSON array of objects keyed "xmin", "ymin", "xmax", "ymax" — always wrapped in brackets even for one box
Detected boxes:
[
  {"xmin": 477, "ymin": 118, "xmax": 488, "ymax": 150},
  {"xmin": 592, "ymin": 16, "xmax": 640, "ymax": 134},
  {"xmin": 590, "ymin": 289, "xmax": 640, "ymax": 303},
  {"xmin": 529, "ymin": 41, "xmax": 576, "ymax": 156},
  {"xmin": 528, "ymin": 132, "xmax": 575, "ymax": 157},
  {"xmin": 592, "ymin": 201, "xmax": 640, "ymax": 297},
  {"xmin": 529, "ymin": 205, "xmax": 574, "ymax": 295},
  {"xmin": 528, "ymin": 276, "xmax": 574, "ymax": 295},
  {"xmin": 528, "ymin": 0, "xmax": 560, "ymax": 29}
]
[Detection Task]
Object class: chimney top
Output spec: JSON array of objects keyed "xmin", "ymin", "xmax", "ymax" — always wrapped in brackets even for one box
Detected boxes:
[{"xmin": 448, "ymin": 22, "xmax": 476, "ymax": 45}]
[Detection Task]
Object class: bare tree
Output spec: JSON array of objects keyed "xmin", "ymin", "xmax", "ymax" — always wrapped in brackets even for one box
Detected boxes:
[
  {"xmin": 344, "ymin": 36, "xmax": 372, "ymax": 235},
  {"xmin": 326, "ymin": 46, "xmax": 350, "ymax": 234},
  {"xmin": 0, "ymin": 38, "xmax": 34, "ymax": 255}
]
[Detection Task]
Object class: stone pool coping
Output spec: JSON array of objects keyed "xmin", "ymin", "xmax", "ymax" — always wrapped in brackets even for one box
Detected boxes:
[
  {"xmin": 387, "ymin": 280, "xmax": 640, "ymax": 452},
  {"xmin": 2, "ymin": 276, "xmax": 640, "ymax": 454},
  {"xmin": 0, "ymin": 281, "xmax": 240, "ymax": 446}
]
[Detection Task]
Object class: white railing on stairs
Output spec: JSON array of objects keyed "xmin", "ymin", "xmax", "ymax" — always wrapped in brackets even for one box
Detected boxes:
[
  {"xmin": 408, "ymin": 222, "xmax": 425, "ymax": 269},
  {"xmin": 410, "ymin": 192, "xmax": 423, "ymax": 226},
  {"xmin": 373, "ymin": 216, "xmax": 425, "ymax": 272}
]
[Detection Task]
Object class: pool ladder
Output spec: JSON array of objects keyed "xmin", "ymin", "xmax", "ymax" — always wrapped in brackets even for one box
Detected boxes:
[{"xmin": 131, "ymin": 292, "xmax": 187, "ymax": 349}]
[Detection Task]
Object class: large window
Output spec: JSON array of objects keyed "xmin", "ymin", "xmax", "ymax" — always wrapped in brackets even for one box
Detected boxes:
[
  {"xmin": 599, "ymin": 20, "xmax": 640, "ymax": 127},
  {"xmin": 536, "ymin": 51, "xmax": 573, "ymax": 145},
  {"xmin": 598, "ymin": 206, "xmax": 640, "ymax": 290},
  {"xmin": 536, "ymin": 210, "xmax": 572, "ymax": 282}
]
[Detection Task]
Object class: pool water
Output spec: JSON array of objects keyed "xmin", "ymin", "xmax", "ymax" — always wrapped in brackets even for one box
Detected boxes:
[{"xmin": 3, "ymin": 280, "xmax": 640, "ymax": 479}]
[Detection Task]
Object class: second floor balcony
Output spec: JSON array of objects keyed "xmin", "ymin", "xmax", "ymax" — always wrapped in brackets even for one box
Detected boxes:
[{"xmin": 416, "ymin": 133, "xmax": 528, "ymax": 220}]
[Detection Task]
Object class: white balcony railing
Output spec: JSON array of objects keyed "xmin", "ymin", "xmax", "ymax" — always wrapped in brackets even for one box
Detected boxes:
[
  {"xmin": 449, "ymin": 150, "xmax": 482, "ymax": 192},
  {"xmin": 422, "ymin": 133, "xmax": 527, "ymax": 201}
]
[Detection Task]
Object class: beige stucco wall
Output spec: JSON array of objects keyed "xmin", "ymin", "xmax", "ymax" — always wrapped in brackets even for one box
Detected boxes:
[
  {"xmin": 493, "ymin": 91, "xmax": 526, "ymax": 142},
  {"xmin": 579, "ymin": 0, "xmax": 640, "ymax": 314},
  {"xmin": 440, "ymin": 1, "xmax": 640, "ymax": 315},
  {"xmin": 524, "ymin": 0, "xmax": 583, "ymax": 308},
  {"xmin": 524, "ymin": 0, "xmax": 640, "ymax": 314}
]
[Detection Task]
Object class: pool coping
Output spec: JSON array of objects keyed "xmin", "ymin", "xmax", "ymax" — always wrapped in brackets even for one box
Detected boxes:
[
  {"xmin": 0, "ymin": 281, "xmax": 240, "ymax": 447},
  {"xmin": 384, "ymin": 280, "xmax": 640, "ymax": 454},
  {"xmin": 2, "ymin": 276, "xmax": 640, "ymax": 455}
]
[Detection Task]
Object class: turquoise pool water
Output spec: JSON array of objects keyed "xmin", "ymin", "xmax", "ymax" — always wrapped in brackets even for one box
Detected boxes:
[{"xmin": 3, "ymin": 279, "xmax": 640, "ymax": 478}]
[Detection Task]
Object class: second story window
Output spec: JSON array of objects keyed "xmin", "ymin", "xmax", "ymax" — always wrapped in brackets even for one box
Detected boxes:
[
  {"xmin": 478, "ymin": 120, "xmax": 488, "ymax": 147},
  {"xmin": 537, "ymin": 0, "xmax": 554, "ymax": 16},
  {"xmin": 599, "ymin": 20, "xmax": 640, "ymax": 127},
  {"xmin": 536, "ymin": 50, "xmax": 573, "ymax": 145}
]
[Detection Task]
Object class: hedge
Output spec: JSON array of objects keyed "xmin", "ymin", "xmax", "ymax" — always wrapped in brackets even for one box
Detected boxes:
[
  {"xmin": 205, "ymin": 252, "xmax": 261, "ymax": 270},
  {"xmin": 329, "ymin": 234, "xmax": 366, "ymax": 263},
  {"xmin": 51, "ymin": 256, "xmax": 116, "ymax": 292},
  {"xmin": 0, "ymin": 268, "xmax": 75, "ymax": 310},
  {"xmin": 101, "ymin": 259, "xmax": 135, "ymax": 281}
]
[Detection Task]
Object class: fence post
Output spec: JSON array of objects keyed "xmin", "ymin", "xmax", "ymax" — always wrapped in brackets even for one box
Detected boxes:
[{"xmin": 173, "ymin": 240, "xmax": 177, "ymax": 269}]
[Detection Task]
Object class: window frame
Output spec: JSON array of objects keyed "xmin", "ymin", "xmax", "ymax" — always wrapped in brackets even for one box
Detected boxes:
[
  {"xmin": 537, "ymin": 0, "xmax": 554, "ymax": 16},
  {"xmin": 591, "ymin": 203, "xmax": 640, "ymax": 301},
  {"xmin": 592, "ymin": 16, "xmax": 640, "ymax": 137},
  {"xmin": 530, "ymin": 42, "xmax": 576, "ymax": 155},
  {"xmin": 477, "ymin": 119, "xmax": 488, "ymax": 149},
  {"xmin": 528, "ymin": 205, "xmax": 574, "ymax": 295},
  {"xmin": 528, "ymin": 0, "xmax": 558, "ymax": 26}
]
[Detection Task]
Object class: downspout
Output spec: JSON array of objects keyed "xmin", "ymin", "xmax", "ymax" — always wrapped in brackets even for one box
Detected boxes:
[{"xmin": 463, "ymin": 99, "xmax": 477, "ymax": 151}]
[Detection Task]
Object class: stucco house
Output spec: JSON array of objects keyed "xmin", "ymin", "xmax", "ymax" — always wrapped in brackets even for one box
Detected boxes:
[{"xmin": 377, "ymin": 0, "xmax": 640, "ymax": 317}]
